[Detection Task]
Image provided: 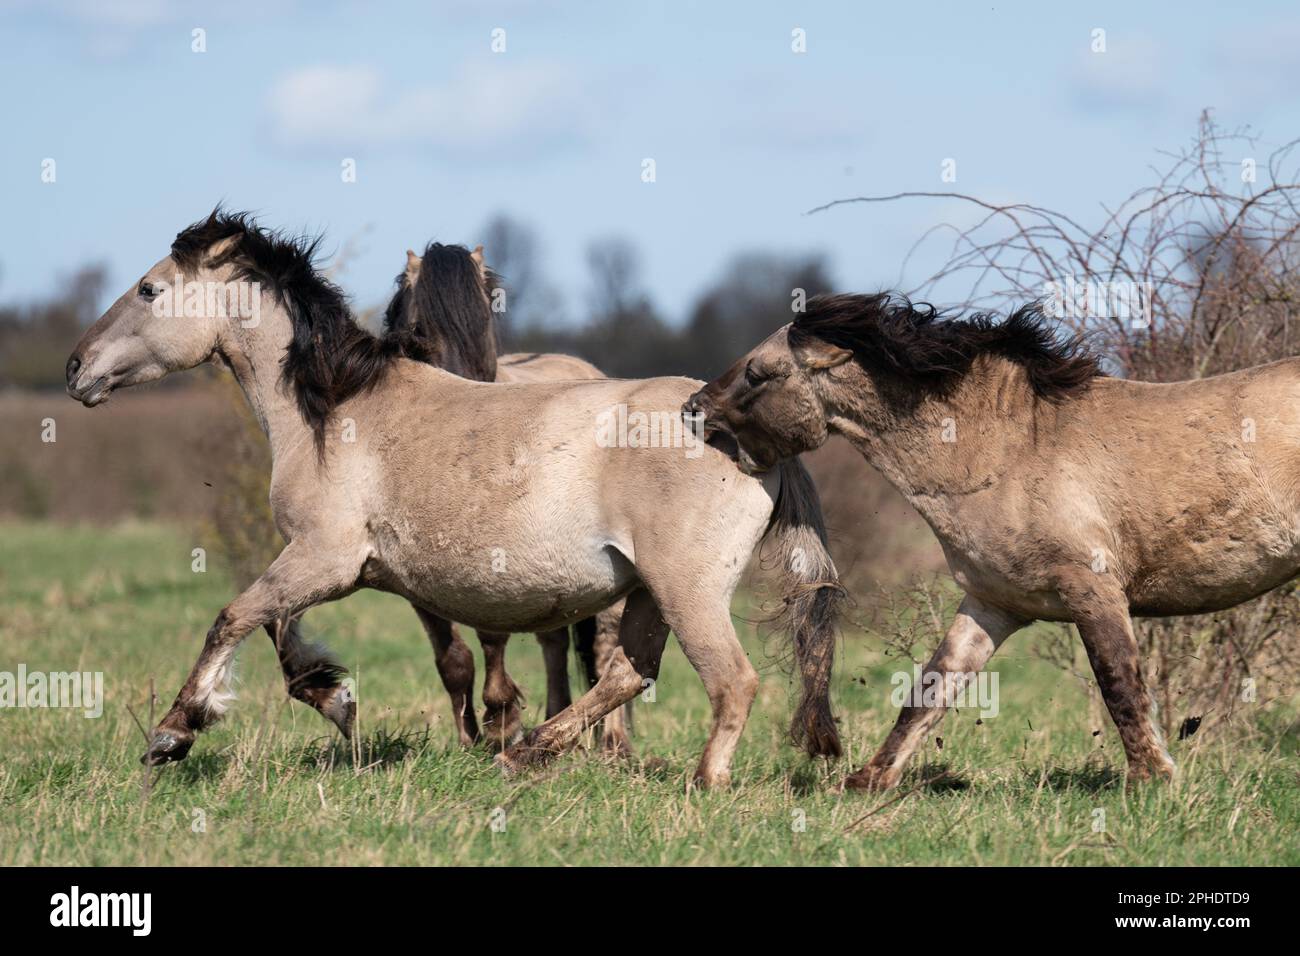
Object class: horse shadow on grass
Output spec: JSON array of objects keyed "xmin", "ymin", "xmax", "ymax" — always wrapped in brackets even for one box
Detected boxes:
[
  {"xmin": 295, "ymin": 727, "xmax": 438, "ymax": 772},
  {"xmin": 150, "ymin": 727, "xmax": 441, "ymax": 786},
  {"xmin": 1039, "ymin": 765, "xmax": 1124, "ymax": 794}
]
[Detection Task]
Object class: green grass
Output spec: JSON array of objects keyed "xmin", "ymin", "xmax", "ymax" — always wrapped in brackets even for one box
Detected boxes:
[{"xmin": 1, "ymin": 520, "xmax": 1297, "ymax": 866}]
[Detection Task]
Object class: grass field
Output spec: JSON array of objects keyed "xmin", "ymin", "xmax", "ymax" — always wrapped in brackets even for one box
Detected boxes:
[{"xmin": 1, "ymin": 521, "xmax": 1297, "ymax": 866}]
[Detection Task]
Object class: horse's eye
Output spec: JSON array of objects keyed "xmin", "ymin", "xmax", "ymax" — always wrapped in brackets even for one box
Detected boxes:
[
  {"xmin": 744, "ymin": 365, "xmax": 766, "ymax": 387},
  {"xmin": 138, "ymin": 281, "xmax": 157, "ymax": 299}
]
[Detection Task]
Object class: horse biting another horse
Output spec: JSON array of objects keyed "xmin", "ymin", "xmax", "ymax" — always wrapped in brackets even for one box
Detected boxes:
[
  {"xmin": 687, "ymin": 292, "xmax": 1300, "ymax": 790},
  {"xmin": 66, "ymin": 210, "xmax": 844, "ymax": 788}
]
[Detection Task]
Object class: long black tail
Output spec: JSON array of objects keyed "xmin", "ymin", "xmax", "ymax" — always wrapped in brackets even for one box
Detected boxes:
[{"xmin": 761, "ymin": 458, "xmax": 845, "ymax": 758}]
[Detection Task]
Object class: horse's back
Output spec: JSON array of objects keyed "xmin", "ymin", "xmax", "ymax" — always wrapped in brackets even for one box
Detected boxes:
[
  {"xmin": 496, "ymin": 352, "xmax": 606, "ymax": 383},
  {"xmin": 337, "ymin": 366, "xmax": 776, "ymax": 622}
]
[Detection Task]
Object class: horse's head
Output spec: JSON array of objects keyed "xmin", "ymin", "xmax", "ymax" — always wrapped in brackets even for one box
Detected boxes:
[
  {"xmin": 381, "ymin": 241, "xmax": 497, "ymax": 382},
  {"xmin": 66, "ymin": 212, "xmax": 258, "ymax": 406},
  {"xmin": 683, "ymin": 323, "xmax": 849, "ymax": 475}
]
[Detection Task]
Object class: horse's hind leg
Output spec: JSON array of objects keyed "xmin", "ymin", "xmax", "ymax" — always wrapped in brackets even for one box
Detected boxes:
[
  {"xmin": 656, "ymin": 598, "xmax": 758, "ymax": 789},
  {"xmin": 591, "ymin": 601, "xmax": 633, "ymax": 755},
  {"xmin": 266, "ymin": 615, "xmax": 354, "ymax": 738},
  {"xmin": 845, "ymin": 595, "xmax": 1023, "ymax": 792},
  {"xmin": 1059, "ymin": 575, "xmax": 1175, "ymax": 786},
  {"xmin": 414, "ymin": 608, "xmax": 479, "ymax": 747},
  {"xmin": 479, "ymin": 632, "xmax": 524, "ymax": 750},
  {"xmin": 496, "ymin": 588, "xmax": 667, "ymax": 774},
  {"xmin": 573, "ymin": 605, "xmax": 633, "ymax": 754},
  {"xmin": 537, "ymin": 629, "xmax": 572, "ymax": 719},
  {"xmin": 144, "ymin": 541, "xmax": 357, "ymax": 765}
]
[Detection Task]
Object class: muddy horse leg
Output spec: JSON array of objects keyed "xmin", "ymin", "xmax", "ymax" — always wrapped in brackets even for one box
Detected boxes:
[
  {"xmin": 846, "ymin": 595, "xmax": 1023, "ymax": 792},
  {"xmin": 590, "ymin": 600, "xmax": 633, "ymax": 754},
  {"xmin": 265, "ymin": 615, "xmax": 354, "ymax": 738},
  {"xmin": 495, "ymin": 588, "xmax": 666, "ymax": 774},
  {"xmin": 1059, "ymin": 575, "xmax": 1175, "ymax": 786},
  {"xmin": 537, "ymin": 629, "xmax": 573, "ymax": 719},
  {"xmin": 479, "ymin": 631, "xmax": 523, "ymax": 750},
  {"xmin": 144, "ymin": 542, "xmax": 356, "ymax": 765},
  {"xmin": 414, "ymin": 608, "xmax": 479, "ymax": 747}
]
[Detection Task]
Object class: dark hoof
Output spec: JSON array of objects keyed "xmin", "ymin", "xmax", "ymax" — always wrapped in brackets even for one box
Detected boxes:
[
  {"xmin": 495, "ymin": 734, "xmax": 553, "ymax": 777},
  {"xmin": 481, "ymin": 705, "xmax": 524, "ymax": 752},
  {"xmin": 843, "ymin": 764, "xmax": 900, "ymax": 793},
  {"xmin": 1125, "ymin": 759, "xmax": 1177, "ymax": 790},
  {"xmin": 141, "ymin": 729, "xmax": 194, "ymax": 766}
]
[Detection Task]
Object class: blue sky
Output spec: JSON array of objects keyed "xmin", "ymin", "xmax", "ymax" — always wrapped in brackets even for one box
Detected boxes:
[{"xmin": 3, "ymin": 0, "xmax": 1298, "ymax": 323}]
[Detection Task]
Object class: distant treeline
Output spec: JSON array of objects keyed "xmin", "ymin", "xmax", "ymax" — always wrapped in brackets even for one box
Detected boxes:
[{"xmin": 0, "ymin": 216, "xmax": 836, "ymax": 389}]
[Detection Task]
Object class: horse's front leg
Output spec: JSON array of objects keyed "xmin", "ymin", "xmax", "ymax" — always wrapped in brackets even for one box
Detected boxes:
[
  {"xmin": 144, "ymin": 542, "xmax": 359, "ymax": 765},
  {"xmin": 1059, "ymin": 574, "xmax": 1176, "ymax": 787},
  {"xmin": 497, "ymin": 588, "xmax": 666, "ymax": 775},
  {"xmin": 846, "ymin": 595, "xmax": 1023, "ymax": 792}
]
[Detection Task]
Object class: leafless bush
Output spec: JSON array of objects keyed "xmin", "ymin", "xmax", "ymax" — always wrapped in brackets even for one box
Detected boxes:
[
  {"xmin": 868, "ymin": 574, "xmax": 962, "ymax": 666},
  {"xmin": 814, "ymin": 112, "xmax": 1300, "ymax": 736}
]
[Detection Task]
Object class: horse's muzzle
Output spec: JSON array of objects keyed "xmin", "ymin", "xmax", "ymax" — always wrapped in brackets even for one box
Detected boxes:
[
  {"xmin": 681, "ymin": 394, "xmax": 712, "ymax": 431},
  {"xmin": 65, "ymin": 354, "xmax": 111, "ymax": 406}
]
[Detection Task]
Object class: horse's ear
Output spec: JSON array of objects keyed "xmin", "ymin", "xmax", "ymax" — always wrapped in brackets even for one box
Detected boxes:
[
  {"xmin": 206, "ymin": 234, "xmax": 240, "ymax": 264},
  {"xmin": 471, "ymin": 245, "xmax": 487, "ymax": 282},
  {"xmin": 405, "ymin": 249, "xmax": 421, "ymax": 286},
  {"xmin": 795, "ymin": 340, "xmax": 852, "ymax": 370}
]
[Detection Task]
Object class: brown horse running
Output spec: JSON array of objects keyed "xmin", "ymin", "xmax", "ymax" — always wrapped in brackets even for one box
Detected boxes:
[
  {"xmin": 66, "ymin": 210, "xmax": 843, "ymax": 787},
  {"xmin": 687, "ymin": 292, "xmax": 1300, "ymax": 790}
]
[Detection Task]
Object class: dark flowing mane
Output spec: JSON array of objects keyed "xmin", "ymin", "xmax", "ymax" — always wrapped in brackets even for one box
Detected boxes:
[
  {"xmin": 790, "ymin": 293, "xmax": 1102, "ymax": 400},
  {"xmin": 381, "ymin": 242, "xmax": 498, "ymax": 382},
  {"xmin": 172, "ymin": 208, "xmax": 401, "ymax": 455}
]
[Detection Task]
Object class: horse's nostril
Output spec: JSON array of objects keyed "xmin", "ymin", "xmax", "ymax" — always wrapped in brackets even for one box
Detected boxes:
[{"xmin": 65, "ymin": 355, "xmax": 82, "ymax": 385}]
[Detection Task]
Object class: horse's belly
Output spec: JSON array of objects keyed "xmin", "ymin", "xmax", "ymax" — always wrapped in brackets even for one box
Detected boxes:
[
  {"xmin": 369, "ymin": 527, "xmax": 636, "ymax": 632},
  {"xmin": 1128, "ymin": 550, "xmax": 1300, "ymax": 616}
]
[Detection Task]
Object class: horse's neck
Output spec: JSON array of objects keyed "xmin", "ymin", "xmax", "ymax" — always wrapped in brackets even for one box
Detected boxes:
[
  {"xmin": 829, "ymin": 360, "xmax": 1040, "ymax": 524},
  {"xmin": 218, "ymin": 301, "xmax": 313, "ymax": 462}
]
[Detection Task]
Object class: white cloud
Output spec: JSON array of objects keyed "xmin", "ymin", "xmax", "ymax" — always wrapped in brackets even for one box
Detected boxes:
[{"xmin": 265, "ymin": 61, "xmax": 598, "ymax": 156}]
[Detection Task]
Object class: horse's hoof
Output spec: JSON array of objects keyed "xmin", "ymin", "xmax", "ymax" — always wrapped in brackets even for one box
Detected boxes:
[
  {"xmin": 600, "ymin": 731, "xmax": 634, "ymax": 758},
  {"xmin": 843, "ymin": 765, "xmax": 899, "ymax": 793},
  {"xmin": 690, "ymin": 767, "xmax": 732, "ymax": 791},
  {"xmin": 494, "ymin": 750, "xmax": 523, "ymax": 779},
  {"xmin": 1125, "ymin": 758, "xmax": 1176, "ymax": 790},
  {"xmin": 140, "ymin": 729, "xmax": 193, "ymax": 766},
  {"xmin": 481, "ymin": 707, "xmax": 524, "ymax": 752},
  {"xmin": 496, "ymin": 734, "xmax": 552, "ymax": 775}
]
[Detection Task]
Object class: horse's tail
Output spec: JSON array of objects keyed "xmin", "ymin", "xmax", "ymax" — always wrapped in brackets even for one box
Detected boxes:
[{"xmin": 762, "ymin": 457, "xmax": 845, "ymax": 758}]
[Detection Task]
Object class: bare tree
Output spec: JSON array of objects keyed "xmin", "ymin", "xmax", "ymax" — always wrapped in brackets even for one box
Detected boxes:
[{"xmin": 479, "ymin": 214, "xmax": 568, "ymax": 336}]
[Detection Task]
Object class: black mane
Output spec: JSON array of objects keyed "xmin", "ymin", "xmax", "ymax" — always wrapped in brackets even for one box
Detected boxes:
[
  {"xmin": 381, "ymin": 242, "xmax": 498, "ymax": 382},
  {"xmin": 790, "ymin": 293, "xmax": 1101, "ymax": 400},
  {"xmin": 172, "ymin": 208, "xmax": 401, "ymax": 455}
]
